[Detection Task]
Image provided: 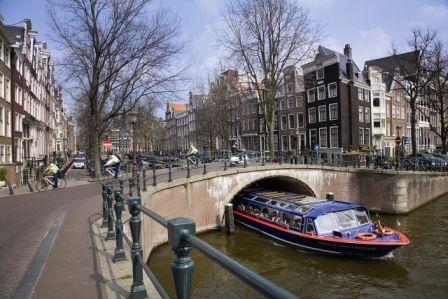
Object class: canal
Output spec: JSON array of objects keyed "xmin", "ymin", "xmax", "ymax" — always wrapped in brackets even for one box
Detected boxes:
[{"xmin": 148, "ymin": 194, "xmax": 448, "ymax": 298}]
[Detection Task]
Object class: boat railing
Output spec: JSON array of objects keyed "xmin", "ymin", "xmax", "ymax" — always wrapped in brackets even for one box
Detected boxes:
[{"xmin": 100, "ymin": 179, "xmax": 297, "ymax": 299}]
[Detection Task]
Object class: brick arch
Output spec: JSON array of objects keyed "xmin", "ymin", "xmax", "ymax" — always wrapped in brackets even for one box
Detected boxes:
[{"xmin": 223, "ymin": 174, "xmax": 316, "ymax": 204}]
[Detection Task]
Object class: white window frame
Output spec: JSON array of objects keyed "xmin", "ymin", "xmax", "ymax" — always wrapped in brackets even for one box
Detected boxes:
[
  {"xmin": 365, "ymin": 107, "xmax": 370, "ymax": 123},
  {"xmin": 308, "ymin": 108, "xmax": 316, "ymax": 124},
  {"xmin": 365, "ymin": 128, "xmax": 371, "ymax": 146},
  {"xmin": 328, "ymin": 82, "xmax": 337, "ymax": 98},
  {"xmin": 0, "ymin": 72, "xmax": 3, "ymax": 99},
  {"xmin": 317, "ymin": 85, "xmax": 326, "ymax": 100},
  {"xmin": 316, "ymin": 68, "xmax": 324, "ymax": 80},
  {"xmin": 358, "ymin": 106, "xmax": 364, "ymax": 123},
  {"xmin": 307, "ymin": 88, "xmax": 315, "ymax": 102},
  {"xmin": 330, "ymin": 126, "xmax": 339, "ymax": 148},
  {"xmin": 281, "ymin": 115, "xmax": 287, "ymax": 130},
  {"xmin": 309, "ymin": 129, "xmax": 317, "ymax": 147},
  {"xmin": 288, "ymin": 114, "xmax": 295, "ymax": 129},
  {"xmin": 359, "ymin": 128, "xmax": 364, "ymax": 145},
  {"xmin": 329, "ymin": 103, "xmax": 338, "ymax": 120},
  {"xmin": 0, "ymin": 41, "xmax": 4, "ymax": 62},
  {"xmin": 319, "ymin": 127, "xmax": 328, "ymax": 148},
  {"xmin": 318, "ymin": 105, "xmax": 327, "ymax": 122},
  {"xmin": 297, "ymin": 112, "xmax": 304, "ymax": 128}
]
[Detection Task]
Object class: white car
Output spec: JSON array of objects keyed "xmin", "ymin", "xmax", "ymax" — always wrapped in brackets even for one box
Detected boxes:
[
  {"xmin": 229, "ymin": 153, "xmax": 249, "ymax": 166},
  {"xmin": 72, "ymin": 158, "xmax": 86, "ymax": 169}
]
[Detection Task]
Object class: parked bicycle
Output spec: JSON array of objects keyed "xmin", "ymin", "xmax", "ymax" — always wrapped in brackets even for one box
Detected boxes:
[{"xmin": 36, "ymin": 175, "xmax": 67, "ymax": 191}]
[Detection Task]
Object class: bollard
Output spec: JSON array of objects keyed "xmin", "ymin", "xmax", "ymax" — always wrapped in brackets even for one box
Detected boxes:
[
  {"xmin": 101, "ymin": 182, "xmax": 108, "ymax": 227},
  {"xmin": 128, "ymin": 196, "xmax": 148, "ymax": 299},
  {"xmin": 106, "ymin": 185, "xmax": 116, "ymax": 241},
  {"xmin": 168, "ymin": 217, "xmax": 195, "ymax": 299},
  {"xmin": 203, "ymin": 159, "xmax": 207, "ymax": 175},
  {"xmin": 225, "ymin": 204, "xmax": 235, "ymax": 234},
  {"xmin": 326, "ymin": 192, "xmax": 334, "ymax": 201},
  {"xmin": 128, "ymin": 178, "xmax": 133, "ymax": 197},
  {"xmin": 152, "ymin": 166, "xmax": 157, "ymax": 187},
  {"xmin": 113, "ymin": 189, "xmax": 126, "ymax": 262},
  {"xmin": 168, "ymin": 160, "xmax": 172, "ymax": 182},
  {"xmin": 187, "ymin": 158, "xmax": 191, "ymax": 178},
  {"xmin": 136, "ymin": 174, "xmax": 141, "ymax": 197},
  {"xmin": 244, "ymin": 156, "xmax": 247, "ymax": 168},
  {"xmin": 142, "ymin": 169, "xmax": 147, "ymax": 191},
  {"xmin": 224, "ymin": 158, "xmax": 228, "ymax": 171},
  {"xmin": 261, "ymin": 155, "xmax": 265, "ymax": 166}
]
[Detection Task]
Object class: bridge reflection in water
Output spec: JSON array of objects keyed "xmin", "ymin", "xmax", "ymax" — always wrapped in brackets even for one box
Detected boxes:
[{"xmin": 148, "ymin": 193, "xmax": 448, "ymax": 298}]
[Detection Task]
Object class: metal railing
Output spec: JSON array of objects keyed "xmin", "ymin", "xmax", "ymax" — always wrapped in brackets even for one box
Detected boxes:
[{"xmin": 100, "ymin": 178, "xmax": 297, "ymax": 299}]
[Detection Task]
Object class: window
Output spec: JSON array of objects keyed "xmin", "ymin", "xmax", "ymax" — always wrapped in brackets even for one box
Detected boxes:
[
  {"xmin": 335, "ymin": 210, "xmax": 358, "ymax": 229},
  {"xmin": 329, "ymin": 103, "xmax": 338, "ymax": 120},
  {"xmin": 330, "ymin": 126, "xmax": 338, "ymax": 147},
  {"xmin": 365, "ymin": 128, "xmax": 370, "ymax": 146},
  {"xmin": 297, "ymin": 113, "xmax": 304, "ymax": 128},
  {"xmin": 317, "ymin": 85, "xmax": 326, "ymax": 100},
  {"xmin": 315, "ymin": 214, "xmax": 338, "ymax": 234},
  {"xmin": 373, "ymin": 98, "xmax": 380, "ymax": 107},
  {"xmin": 0, "ymin": 145, "xmax": 4, "ymax": 163},
  {"xmin": 0, "ymin": 107, "xmax": 3, "ymax": 136},
  {"xmin": 319, "ymin": 127, "xmax": 328, "ymax": 147},
  {"xmin": 308, "ymin": 108, "xmax": 316, "ymax": 123},
  {"xmin": 287, "ymin": 83, "xmax": 293, "ymax": 93},
  {"xmin": 374, "ymin": 121, "xmax": 381, "ymax": 128},
  {"xmin": 0, "ymin": 73, "xmax": 3, "ymax": 99},
  {"xmin": 280, "ymin": 99, "xmax": 286, "ymax": 110},
  {"xmin": 6, "ymin": 145, "xmax": 10, "ymax": 163},
  {"xmin": 307, "ymin": 89, "xmax": 315, "ymax": 102},
  {"xmin": 309, "ymin": 129, "xmax": 317, "ymax": 147},
  {"xmin": 328, "ymin": 83, "xmax": 337, "ymax": 98},
  {"xmin": 359, "ymin": 128, "xmax": 364, "ymax": 145},
  {"xmin": 290, "ymin": 215, "xmax": 303, "ymax": 230},
  {"xmin": 281, "ymin": 115, "xmax": 287, "ymax": 130},
  {"xmin": 316, "ymin": 68, "xmax": 324, "ymax": 79},
  {"xmin": 306, "ymin": 218, "xmax": 316, "ymax": 234},
  {"xmin": 358, "ymin": 106, "xmax": 364, "ymax": 122},
  {"xmin": 281, "ymin": 135, "xmax": 288, "ymax": 150},
  {"xmin": 364, "ymin": 89, "xmax": 370, "ymax": 102},
  {"xmin": 5, "ymin": 78, "xmax": 10, "ymax": 102},
  {"xmin": 296, "ymin": 96, "xmax": 304, "ymax": 108},
  {"xmin": 358, "ymin": 88, "xmax": 363, "ymax": 100},
  {"xmin": 365, "ymin": 107, "xmax": 370, "ymax": 123},
  {"xmin": 288, "ymin": 98, "xmax": 295, "ymax": 108},
  {"xmin": 353, "ymin": 209, "xmax": 369, "ymax": 225},
  {"xmin": 288, "ymin": 114, "xmax": 295, "ymax": 129},
  {"xmin": 318, "ymin": 105, "xmax": 327, "ymax": 122}
]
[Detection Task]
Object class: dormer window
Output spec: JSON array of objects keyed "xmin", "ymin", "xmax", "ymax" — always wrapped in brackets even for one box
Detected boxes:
[{"xmin": 316, "ymin": 68, "xmax": 324, "ymax": 80}]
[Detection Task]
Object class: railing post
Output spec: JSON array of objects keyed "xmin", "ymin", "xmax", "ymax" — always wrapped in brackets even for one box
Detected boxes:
[
  {"xmin": 113, "ymin": 189, "xmax": 126, "ymax": 262},
  {"xmin": 152, "ymin": 165, "xmax": 157, "ymax": 187},
  {"xmin": 187, "ymin": 158, "xmax": 191, "ymax": 178},
  {"xmin": 224, "ymin": 158, "xmax": 227, "ymax": 171},
  {"xmin": 243, "ymin": 155, "xmax": 247, "ymax": 168},
  {"xmin": 101, "ymin": 182, "xmax": 108, "ymax": 227},
  {"xmin": 128, "ymin": 196, "xmax": 148, "ymax": 299},
  {"xmin": 119, "ymin": 179, "xmax": 124, "ymax": 193},
  {"xmin": 142, "ymin": 169, "xmax": 147, "ymax": 191},
  {"xmin": 168, "ymin": 217, "xmax": 196, "ymax": 299},
  {"xmin": 261, "ymin": 154, "xmax": 265, "ymax": 166},
  {"xmin": 168, "ymin": 159, "xmax": 172, "ymax": 182},
  {"xmin": 136, "ymin": 173, "xmax": 141, "ymax": 197},
  {"xmin": 203, "ymin": 158, "xmax": 207, "ymax": 175},
  {"xmin": 106, "ymin": 185, "xmax": 116, "ymax": 241},
  {"xmin": 129, "ymin": 178, "xmax": 133, "ymax": 197}
]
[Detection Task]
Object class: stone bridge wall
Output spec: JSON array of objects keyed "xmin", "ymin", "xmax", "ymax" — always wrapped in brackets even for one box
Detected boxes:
[{"xmin": 140, "ymin": 165, "xmax": 448, "ymax": 261}]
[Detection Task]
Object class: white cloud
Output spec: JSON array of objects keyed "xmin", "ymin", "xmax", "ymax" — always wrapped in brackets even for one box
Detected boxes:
[{"xmin": 419, "ymin": 4, "xmax": 448, "ymax": 25}]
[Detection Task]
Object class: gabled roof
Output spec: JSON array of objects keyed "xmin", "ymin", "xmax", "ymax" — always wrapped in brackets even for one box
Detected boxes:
[
  {"xmin": 168, "ymin": 103, "xmax": 187, "ymax": 112},
  {"xmin": 4, "ymin": 25, "xmax": 24, "ymax": 49}
]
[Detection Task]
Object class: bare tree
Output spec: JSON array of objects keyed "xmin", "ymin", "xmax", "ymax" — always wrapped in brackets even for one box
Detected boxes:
[
  {"xmin": 49, "ymin": 0, "xmax": 184, "ymax": 177},
  {"xmin": 133, "ymin": 103, "xmax": 164, "ymax": 154},
  {"xmin": 218, "ymin": 0, "xmax": 319, "ymax": 155},
  {"xmin": 388, "ymin": 28, "xmax": 438, "ymax": 155}
]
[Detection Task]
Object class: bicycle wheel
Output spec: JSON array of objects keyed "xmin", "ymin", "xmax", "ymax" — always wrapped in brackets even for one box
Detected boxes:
[
  {"xmin": 58, "ymin": 178, "xmax": 67, "ymax": 188},
  {"xmin": 36, "ymin": 179, "xmax": 48, "ymax": 192}
]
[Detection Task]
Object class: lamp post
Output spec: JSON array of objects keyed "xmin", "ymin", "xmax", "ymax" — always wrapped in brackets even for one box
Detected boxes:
[{"xmin": 129, "ymin": 112, "xmax": 139, "ymax": 188}]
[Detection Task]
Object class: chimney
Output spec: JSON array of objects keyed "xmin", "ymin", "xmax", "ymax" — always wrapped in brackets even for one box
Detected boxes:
[{"xmin": 344, "ymin": 44, "xmax": 352, "ymax": 60}]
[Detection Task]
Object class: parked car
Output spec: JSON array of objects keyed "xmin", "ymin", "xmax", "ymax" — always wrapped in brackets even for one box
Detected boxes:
[
  {"xmin": 72, "ymin": 157, "xmax": 86, "ymax": 169},
  {"xmin": 419, "ymin": 154, "xmax": 447, "ymax": 169},
  {"xmin": 431, "ymin": 153, "xmax": 448, "ymax": 163}
]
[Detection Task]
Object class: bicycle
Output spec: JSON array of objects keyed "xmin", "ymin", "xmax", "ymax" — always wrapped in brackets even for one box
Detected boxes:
[
  {"xmin": 36, "ymin": 175, "xmax": 67, "ymax": 192},
  {"xmin": 181, "ymin": 156, "xmax": 201, "ymax": 169},
  {"xmin": 101, "ymin": 166, "xmax": 122, "ymax": 180}
]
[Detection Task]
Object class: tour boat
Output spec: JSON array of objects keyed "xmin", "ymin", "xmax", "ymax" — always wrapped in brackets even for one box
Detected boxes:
[{"xmin": 232, "ymin": 190, "xmax": 409, "ymax": 257}]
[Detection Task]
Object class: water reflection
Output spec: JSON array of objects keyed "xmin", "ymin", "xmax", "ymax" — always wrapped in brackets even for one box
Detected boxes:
[{"xmin": 149, "ymin": 195, "xmax": 448, "ymax": 298}]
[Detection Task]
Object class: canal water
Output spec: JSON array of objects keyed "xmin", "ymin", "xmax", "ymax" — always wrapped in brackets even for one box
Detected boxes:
[{"xmin": 148, "ymin": 194, "xmax": 448, "ymax": 298}]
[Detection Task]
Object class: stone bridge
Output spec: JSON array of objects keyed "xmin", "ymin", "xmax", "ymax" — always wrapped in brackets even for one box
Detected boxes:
[{"xmin": 140, "ymin": 164, "xmax": 448, "ymax": 260}]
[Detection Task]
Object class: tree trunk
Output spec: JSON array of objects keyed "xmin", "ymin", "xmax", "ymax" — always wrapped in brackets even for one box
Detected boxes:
[{"xmin": 410, "ymin": 103, "xmax": 417, "ymax": 155}]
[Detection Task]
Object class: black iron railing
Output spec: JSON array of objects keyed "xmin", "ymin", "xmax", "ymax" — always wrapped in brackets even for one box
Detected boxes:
[{"xmin": 100, "ymin": 179, "xmax": 297, "ymax": 299}]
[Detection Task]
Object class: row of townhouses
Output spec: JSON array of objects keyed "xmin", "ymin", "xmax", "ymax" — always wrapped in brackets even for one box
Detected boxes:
[
  {"xmin": 161, "ymin": 44, "xmax": 439, "ymax": 157},
  {"xmin": 0, "ymin": 18, "xmax": 75, "ymax": 185}
]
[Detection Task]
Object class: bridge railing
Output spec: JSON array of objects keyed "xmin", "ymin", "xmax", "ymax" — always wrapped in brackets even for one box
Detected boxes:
[{"xmin": 100, "ymin": 180, "xmax": 297, "ymax": 299}]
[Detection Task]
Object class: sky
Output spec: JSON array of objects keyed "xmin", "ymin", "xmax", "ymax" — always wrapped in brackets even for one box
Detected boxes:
[{"xmin": 1, "ymin": 0, "xmax": 448, "ymax": 110}]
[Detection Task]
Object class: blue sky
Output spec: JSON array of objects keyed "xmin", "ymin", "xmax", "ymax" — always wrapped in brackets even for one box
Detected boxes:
[{"xmin": 1, "ymin": 0, "xmax": 448, "ymax": 107}]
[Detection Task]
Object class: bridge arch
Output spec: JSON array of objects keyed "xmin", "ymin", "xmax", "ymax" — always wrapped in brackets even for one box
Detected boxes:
[{"xmin": 224, "ymin": 174, "xmax": 316, "ymax": 204}]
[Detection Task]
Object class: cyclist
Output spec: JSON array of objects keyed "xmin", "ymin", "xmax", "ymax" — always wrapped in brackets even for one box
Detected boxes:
[
  {"xmin": 104, "ymin": 152, "xmax": 121, "ymax": 178},
  {"xmin": 44, "ymin": 161, "xmax": 61, "ymax": 189},
  {"xmin": 186, "ymin": 144, "xmax": 199, "ymax": 166}
]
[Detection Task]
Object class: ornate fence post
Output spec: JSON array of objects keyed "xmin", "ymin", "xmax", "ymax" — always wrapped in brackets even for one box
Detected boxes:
[
  {"xmin": 128, "ymin": 178, "xmax": 133, "ymax": 196},
  {"xmin": 168, "ymin": 217, "xmax": 196, "ymax": 299},
  {"xmin": 152, "ymin": 165, "xmax": 157, "ymax": 187},
  {"xmin": 168, "ymin": 159, "xmax": 172, "ymax": 182},
  {"xmin": 119, "ymin": 179, "xmax": 124, "ymax": 193},
  {"xmin": 136, "ymin": 173, "xmax": 141, "ymax": 197},
  {"xmin": 128, "ymin": 196, "xmax": 147, "ymax": 299},
  {"xmin": 113, "ymin": 189, "xmax": 126, "ymax": 262},
  {"xmin": 186, "ymin": 158, "xmax": 191, "ymax": 178},
  {"xmin": 101, "ymin": 182, "xmax": 108, "ymax": 228},
  {"xmin": 203, "ymin": 159, "xmax": 207, "ymax": 175},
  {"xmin": 106, "ymin": 185, "xmax": 116, "ymax": 241},
  {"xmin": 142, "ymin": 169, "xmax": 147, "ymax": 191}
]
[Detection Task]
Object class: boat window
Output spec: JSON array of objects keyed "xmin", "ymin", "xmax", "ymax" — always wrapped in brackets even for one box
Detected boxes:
[
  {"xmin": 353, "ymin": 209, "xmax": 369, "ymax": 225},
  {"xmin": 290, "ymin": 215, "xmax": 303, "ymax": 230},
  {"xmin": 295, "ymin": 205, "xmax": 313, "ymax": 214},
  {"xmin": 306, "ymin": 218, "xmax": 316, "ymax": 234},
  {"xmin": 253, "ymin": 197, "xmax": 269, "ymax": 204},
  {"xmin": 334, "ymin": 210, "xmax": 358, "ymax": 229},
  {"xmin": 315, "ymin": 213, "xmax": 339, "ymax": 234}
]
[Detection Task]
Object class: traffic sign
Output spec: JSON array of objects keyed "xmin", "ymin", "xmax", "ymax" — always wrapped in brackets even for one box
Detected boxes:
[
  {"xmin": 403, "ymin": 137, "xmax": 409, "ymax": 145},
  {"xmin": 103, "ymin": 140, "xmax": 112, "ymax": 148},
  {"xmin": 395, "ymin": 136, "xmax": 401, "ymax": 145}
]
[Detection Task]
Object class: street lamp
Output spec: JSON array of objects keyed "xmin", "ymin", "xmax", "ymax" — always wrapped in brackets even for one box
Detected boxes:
[{"xmin": 129, "ymin": 111, "xmax": 139, "ymax": 188}]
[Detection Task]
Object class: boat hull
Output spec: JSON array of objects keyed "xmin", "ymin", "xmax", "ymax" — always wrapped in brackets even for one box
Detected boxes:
[{"xmin": 233, "ymin": 211, "xmax": 406, "ymax": 257}]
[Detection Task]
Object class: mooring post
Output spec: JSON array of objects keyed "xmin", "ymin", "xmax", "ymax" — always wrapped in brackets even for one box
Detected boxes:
[
  {"xmin": 128, "ymin": 196, "xmax": 147, "ymax": 299},
  {"xmin": 168, "ymin": 217, "xmax": 195, "ymax": 299},
  {"xmin": 152, "ymin": 165, "xmax": 157, "ymax": 187},
  {"xmin": 225, "ymin": 203, "xmax": 235, "ymax": 234},
  {"xmin": 142, "ymin": 169, "xmax": 147, "ymax": 191},
  {"xmin": 106, "ymin": 185, "xmax": 116, "ymax": 241},
  {"xmin": 113, "ymin": 189, "xmax": 126, "ymax": 262}
]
